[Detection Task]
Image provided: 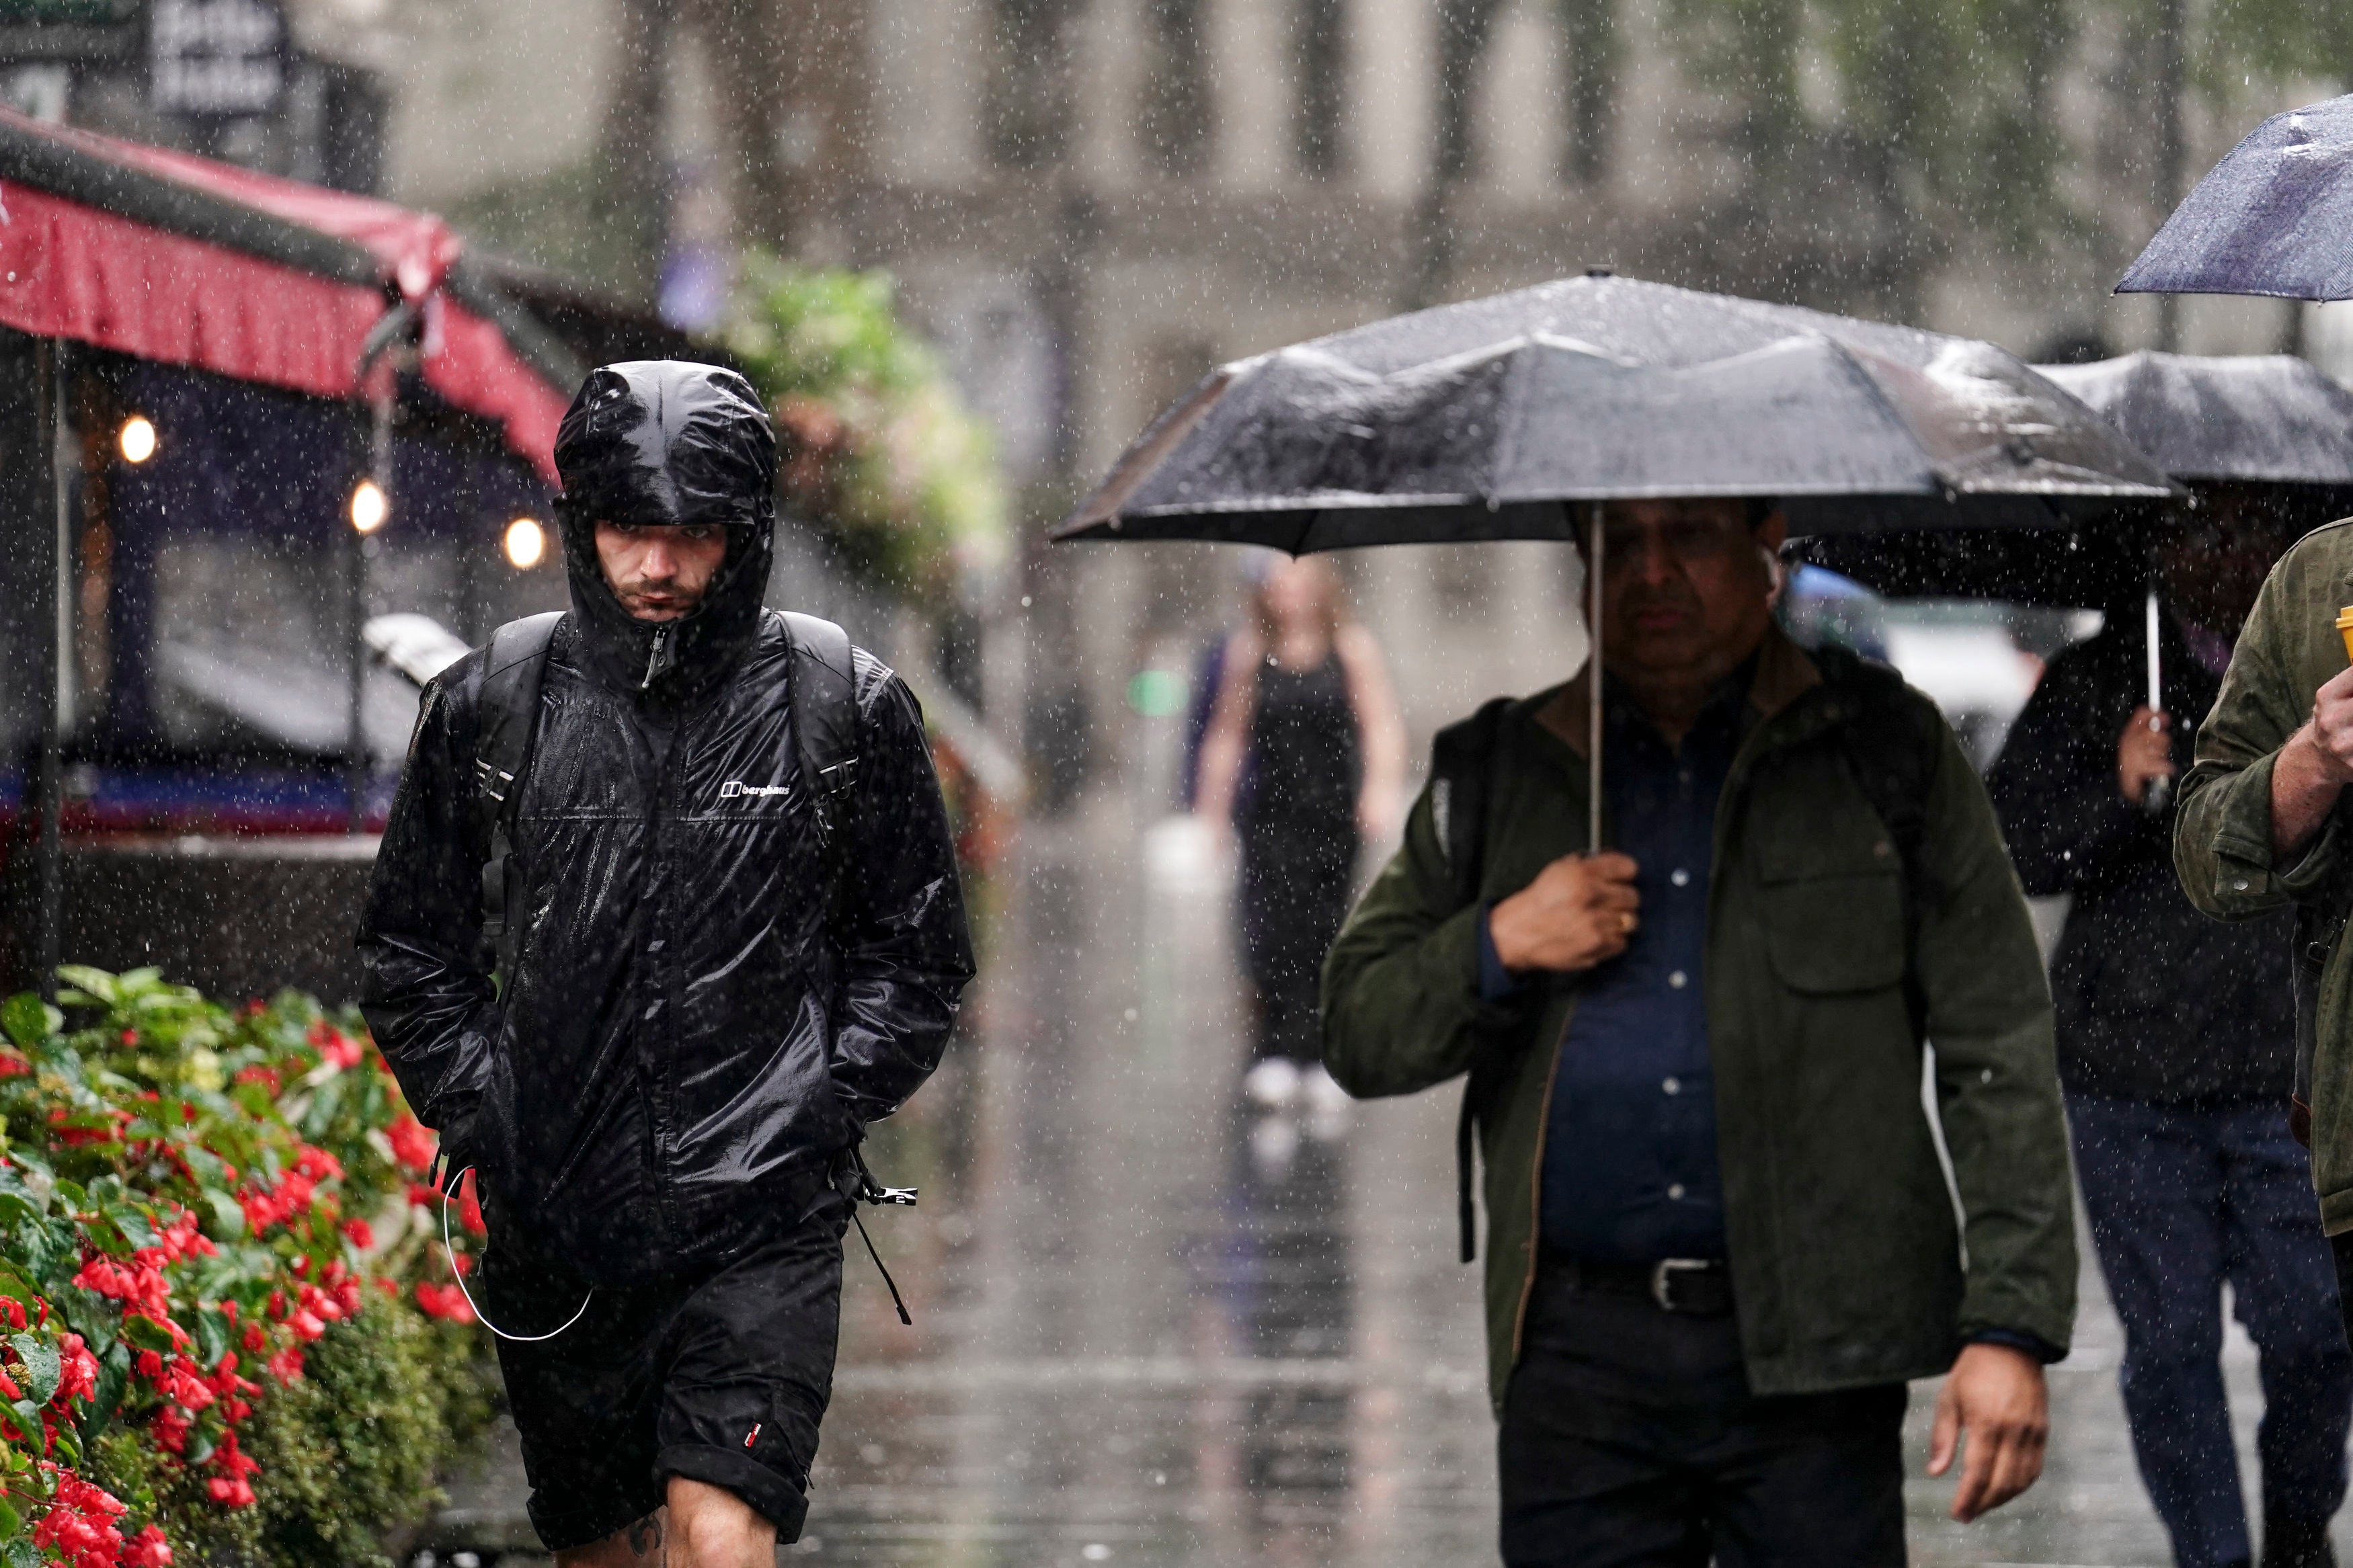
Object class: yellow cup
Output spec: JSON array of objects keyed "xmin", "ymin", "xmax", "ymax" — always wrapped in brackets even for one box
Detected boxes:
[{"xmin": 2340, "ymin": 606, "xmax": 2353, "ymax": 663}]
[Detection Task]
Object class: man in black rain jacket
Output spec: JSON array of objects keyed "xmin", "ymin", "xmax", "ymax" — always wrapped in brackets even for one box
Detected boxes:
[
  {"xmin": 358, "ymin": 362, "xmax": 975, "ymax": 1568},
  {"xmin": 1986, "ymin": 502, "xmax": 2351, "ymax": 1568}
]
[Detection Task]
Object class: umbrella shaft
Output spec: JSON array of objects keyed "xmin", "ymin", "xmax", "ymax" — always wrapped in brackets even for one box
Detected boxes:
[{"xmin": 1589, "ymin": 501, "xmax": 1604, "ymax": 853}]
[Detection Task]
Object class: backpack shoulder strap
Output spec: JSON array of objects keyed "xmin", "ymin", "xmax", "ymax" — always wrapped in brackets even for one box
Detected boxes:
[
  {"xmin": 781, "ymin": 611, "xmax": 861, "ymax": 846},
  {"xmin": 1431, "ymin": 694, "xmax": 1515, "ymax": 1266},
  {"xmin": 470, "ymin": 612, "xmax": 563, "ymax": 976},
  {"xmin": 1431, "ymin": 695, "xmax": 1515, "ymax": 911}
]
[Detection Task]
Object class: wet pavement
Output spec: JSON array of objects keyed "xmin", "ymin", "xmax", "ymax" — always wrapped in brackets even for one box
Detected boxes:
[{"xmin": 428, "ymin": 792, "xmax": 2352, "ymax": 1567}]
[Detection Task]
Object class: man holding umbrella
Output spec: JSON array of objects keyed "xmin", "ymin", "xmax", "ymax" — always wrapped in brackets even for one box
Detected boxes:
[
  {"xmin": 1055, "ymin": 272, "xmax": 2173, "ymax": 1563},
  {"xmin": 1322, "ymin": 497, "xmax": 2076, "ymax": 1563}
]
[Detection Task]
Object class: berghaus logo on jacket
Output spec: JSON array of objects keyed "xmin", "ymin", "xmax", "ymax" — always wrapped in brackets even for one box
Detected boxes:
[{"xmin": 719, "ymin": 780, "xmax": 791, "ymax": 800}]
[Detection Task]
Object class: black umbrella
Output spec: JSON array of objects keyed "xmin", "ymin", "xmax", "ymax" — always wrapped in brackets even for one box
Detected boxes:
[
  {"xmin": 1056, "ymin": 274, "xmax": 2173, "ymax": 842},
  {"xmin": 2117, "ymin": 94, "xmax": 2353, "ymax": 300}
]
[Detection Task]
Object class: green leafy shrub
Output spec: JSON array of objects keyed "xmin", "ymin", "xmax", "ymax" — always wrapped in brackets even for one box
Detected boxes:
[
  {"xmin": 0, "ymin": 968, "xmax": 493, "ymax": 1568},
  {"xmin": 725, "ymin": 254, "xmax": 1011, "ymax": 599}
]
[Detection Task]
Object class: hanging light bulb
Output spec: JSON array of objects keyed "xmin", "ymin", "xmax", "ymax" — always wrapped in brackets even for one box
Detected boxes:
[
  {"xmin": 504, "ymin": 517, "xmax": 547, "ymax": 570},
  {"xmin": 350, "ymin": 479, "xmax": 389, "ymax": 534},
  {"xmin": 117, "ymin": 415, "xmax": 157, "ymax": 464}
]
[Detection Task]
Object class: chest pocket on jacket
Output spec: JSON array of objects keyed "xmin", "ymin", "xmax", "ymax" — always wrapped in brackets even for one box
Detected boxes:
[{"xmin": 1747, "ymin": 769, "xmax": 1908, "ymax": 996}]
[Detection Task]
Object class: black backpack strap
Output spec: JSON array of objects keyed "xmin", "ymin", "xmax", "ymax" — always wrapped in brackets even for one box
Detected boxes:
[
  {"xmin": 1430, "ymin": 696, "xmax": 1513, "ymax": 1264},
  {"xmin": 470, "ymin": 612, "xmax": 563, "ymax": 984},
  {"xmin": 781, "ymin": 611, "xmax": 860, "ymax": 847}
]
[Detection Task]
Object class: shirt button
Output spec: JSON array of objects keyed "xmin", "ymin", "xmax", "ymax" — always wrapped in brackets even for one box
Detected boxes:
[
  {"xmin": 1671, "ymin": 868, "xmax": 1691, "ymax": 887},
  {"xmin": 1663, "ymin": 1077, "xmax": 1681, "ymax": 1095},
  {"xmin": 1668, "ymin": 970, "xmax": 1689, "ymax": 989},
  {"xmin": 2233, "ymin": 878, "xmax": 2251, "ymax": 891},
  {"xmin": 1667, "ymin": 1183, "xmax": 1686, "ymax": 1200}
]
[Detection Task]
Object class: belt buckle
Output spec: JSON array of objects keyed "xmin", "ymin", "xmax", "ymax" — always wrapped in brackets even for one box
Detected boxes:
[{"xmin": 1649, "ymin": 1257, "xmax": 1712, "ymax": 1313}]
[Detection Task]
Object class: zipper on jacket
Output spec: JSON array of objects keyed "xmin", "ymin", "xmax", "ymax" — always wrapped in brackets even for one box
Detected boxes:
[{"xmin": 641, "ymin": 625, "xmax": 674, "ymax": 690}]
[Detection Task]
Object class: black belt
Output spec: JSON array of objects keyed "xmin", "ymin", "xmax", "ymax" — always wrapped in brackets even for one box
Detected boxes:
[{"xmin": 1543, "ymin": 1253, "xmax": 1733, "ymax": 1317}]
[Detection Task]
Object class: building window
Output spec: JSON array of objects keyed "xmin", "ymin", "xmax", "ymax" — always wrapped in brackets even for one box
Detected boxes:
[
  {"xmin": 1142, "ymin": 0, "xmax": 1212, "ymax": 175},
  {"xmin": 988, "ymin": 0, "xmax": 1082, "ymax": 170},
  {"xmin": 1295, "ymin": 0, "xmax": 1347, "ymax": 178}
]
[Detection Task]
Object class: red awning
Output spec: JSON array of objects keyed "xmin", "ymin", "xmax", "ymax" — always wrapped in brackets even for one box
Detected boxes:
[{"xmin": 0, "ymin": 108, "xmax": 572, "ymax": 479}]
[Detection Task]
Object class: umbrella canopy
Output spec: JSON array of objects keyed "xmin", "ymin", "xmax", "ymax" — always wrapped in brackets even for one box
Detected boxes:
[
  {"xmin": 1054, "ymin": 274, "xmax": 2173, "ymax": 552},
  {"xmin": 1792, "ymin": 352, "xmax": 2353, "ymax": 606},
  {"xmin": 2117, "ymin": 93, "xmax": 2353, "ymax": 301},
  {"xmin": 2040, "ymin": 352, "xmax": 2353, "ymax": 483}
]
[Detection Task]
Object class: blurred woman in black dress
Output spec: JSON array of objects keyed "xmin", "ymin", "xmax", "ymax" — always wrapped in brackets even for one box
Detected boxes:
[{"xmin": 1196, "ymin": 557, "xmax": 1404, "ymax": 1124}]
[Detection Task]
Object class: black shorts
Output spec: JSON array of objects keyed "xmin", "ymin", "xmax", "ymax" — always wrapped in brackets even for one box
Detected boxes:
[{"xmin": 479, "ymin": 1186, "xmax": 852, "ymax": 1551}]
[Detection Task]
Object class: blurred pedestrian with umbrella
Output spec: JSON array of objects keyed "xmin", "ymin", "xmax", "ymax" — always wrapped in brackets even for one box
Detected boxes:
[
  {"xmin": 1983, "ymin": 352, "xmax": 2353, "ymax": 1568},
  {"xmin": 1060, "ymin": 273, "xmax": 2171, "ymax": 1561},
  {"xmin": 1194, "ymin": 554, "xmax": 1406, "ymax": 1132}
]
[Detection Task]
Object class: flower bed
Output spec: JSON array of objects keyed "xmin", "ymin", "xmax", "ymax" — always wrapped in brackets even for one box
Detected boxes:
[{"xmin": 0, "ymin": 968, "xmax": 494, "ymax": 1568}]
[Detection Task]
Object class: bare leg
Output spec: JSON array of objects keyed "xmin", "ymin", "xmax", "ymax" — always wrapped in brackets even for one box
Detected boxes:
[
  {"xmin": 553, "ymin": 1510, "xmax": 665, "ymax": 1568},
  {"xmin": 664, "ymin": 1476, "xmax": 778, "ymax": 1568}
]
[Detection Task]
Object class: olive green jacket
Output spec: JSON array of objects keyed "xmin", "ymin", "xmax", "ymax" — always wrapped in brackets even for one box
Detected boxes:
[
  {"xmin": 2175, "ymin": 518, "xmax": 2353, "ymax": 1233},
  {"xmin": 1320, "ymin": 627, "xmax": 2077, "ymax": 1409}
]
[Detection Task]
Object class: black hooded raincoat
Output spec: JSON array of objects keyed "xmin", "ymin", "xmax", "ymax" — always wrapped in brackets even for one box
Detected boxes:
[{"xmin": 358, "ymin": 363, "xmax": 975, "ymax": 1282}]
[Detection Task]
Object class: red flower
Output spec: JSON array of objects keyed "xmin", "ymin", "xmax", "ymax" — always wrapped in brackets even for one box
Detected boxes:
[
  {"xmin": 0, "ymin": 1052, "xmax": 30, "ymax": 1079},
  {"xmin": 151, "ymin": 1403, "xmax": 191, "ymax": 1454},
  {"xmin": 385, "ymin": 1114, "xmax": 435, "ymax": 1173},
  {"xmin": 231, "ymin": 1065, "xmax": 280, "ymax": 1094},
  {"xmin": 119, "ymin": 1029, "xmax": 137, "ymax": 1046},
  {"xmin": 458, "ymin": 1173, "xmax": 486, "ymax": 1238},
  {"xmin": 35, "ymin": 1472, "xmax": 129, "ymax": 1568},
  {"xmin": 162, "ymin": 1357, "xmax": 214, "ymax": 1411},
  {"xmin": 127, "ymin": 1526, "xmax": 172, "ymax": 1568},
  {"xmin": 134, "ymin": 1350, "xmax": 162, "ymax": 1383},
  {"xmin": 53, "ymin": 1333, "xmax": 97, "ymax": 1406},
  {"xmin": 339, "ymin": 1219, "xmax": 374, "ymax": 1250},
  {"xmin": 413, "ymin": 1282, "xmax": 477, "ymax": 1325},
  {"xmin": 265, "ymin": 1346, "xmax": 303, "ymax": 1384},
  {"xmin": 405, "ymin": 1182, "xmax": 439, "ymax": 1208},
  {"xmin": 241, "ymin": 1325, "xmax": 266, "ymax": 1354},
  {"xmin": 0, "ymin": 1369, "xmax": 22, "ymax": 1402}
]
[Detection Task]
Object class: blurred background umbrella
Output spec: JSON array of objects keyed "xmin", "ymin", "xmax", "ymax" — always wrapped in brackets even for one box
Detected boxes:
[
  {"xmin": 1791, "ymin": 352, "xmax": 2353, "ymax": 813},
  {"xmin": 1055, "ymin": 273, "xmax": 2173, "ymax": 842},
  {"xmin": 1792, "ymin": 352, "xmax": 2353, "ymax": 609},
  {"xmin": 2117, "ymin": 93, "xmax": 2353, "ymax": 302}
]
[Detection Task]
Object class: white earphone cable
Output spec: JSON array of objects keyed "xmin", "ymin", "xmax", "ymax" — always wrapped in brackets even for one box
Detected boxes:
[{"xmin": 440, "ymin": 1168, "xmax": 593, "ymax": 1344}]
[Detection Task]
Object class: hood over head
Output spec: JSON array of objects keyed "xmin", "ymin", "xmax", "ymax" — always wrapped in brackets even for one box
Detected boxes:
[{"xmin": 553, "ymin": 361, "xmax": 778, "ymax": 704}]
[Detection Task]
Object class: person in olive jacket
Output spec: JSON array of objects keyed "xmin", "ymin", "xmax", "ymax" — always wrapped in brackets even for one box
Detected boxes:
[
  {"xmin": 358, "ymin": 363, "xmax": 974, "ymax": 1568},
  {"xmin": 1992, "ymin": 501, "xmax": 2347, "ymax": 1568},
  {"xmin": 1321, "ymin": 497, "xmax": 2077, "ymax": 1565},
  {"xmin": 2180, "ymin": 513, "xmax": 2353, "ymax": 1294}
]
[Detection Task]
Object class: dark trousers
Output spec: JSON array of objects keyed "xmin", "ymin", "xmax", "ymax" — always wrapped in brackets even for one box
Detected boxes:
[
  {"xmin": 1498, "ymin": 1259, "xmax": 1907, "ymax": 1567},
  {"xmin": 2070, "ymin": 1094, "xmax": 2353, "ymax": 1568}
]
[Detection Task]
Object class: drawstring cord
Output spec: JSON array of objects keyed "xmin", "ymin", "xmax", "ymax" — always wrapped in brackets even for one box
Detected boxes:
[
  {"xmin": 846, "ymin": 1147, "xmax": 916, "ymax": 1327},
  {"xmin": 440, "ymin": 1167, "xmax": 596, "ymax": 1344}
]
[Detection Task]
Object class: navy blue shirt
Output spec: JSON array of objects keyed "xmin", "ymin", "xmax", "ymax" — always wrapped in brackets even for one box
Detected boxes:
[{"xmin": 1482, "ymin": 671, "xmax": 1747, "ymax": 1261}]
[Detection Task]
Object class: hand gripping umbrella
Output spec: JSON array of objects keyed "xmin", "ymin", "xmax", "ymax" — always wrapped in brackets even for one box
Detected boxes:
[{"xmin": 1055, "ymin": 274, "xmax": 2174, "ymax": 846}]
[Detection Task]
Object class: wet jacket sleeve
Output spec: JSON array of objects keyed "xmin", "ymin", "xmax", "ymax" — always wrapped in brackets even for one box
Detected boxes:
[
  {"xmin": 1319, "ymin": 781, "xmax": 1531, "ymax": 1099},
  {"xmin": 1913, "ymin": 719, "xmax": 2079, "ymax": 1352},
  {"xmin": 2176, "ymin": 569, "xmax": 2342, "ymax": 920},
  {"xmin": 356, "ymin": 676, "xmax": 500, "ymax": 1137},
  {"xmin": 827, "ymin": 664, "xmax": 978, "ymax": 1126},
  {"xmin": 1987, "ymin": 645, "xmax": 2157, "ymax": 898}
]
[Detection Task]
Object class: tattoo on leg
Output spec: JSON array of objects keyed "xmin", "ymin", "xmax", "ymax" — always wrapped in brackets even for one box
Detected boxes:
[{"xmin": 626, "ymin": 1512, "xmax": 663, "ymax": 1561}]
